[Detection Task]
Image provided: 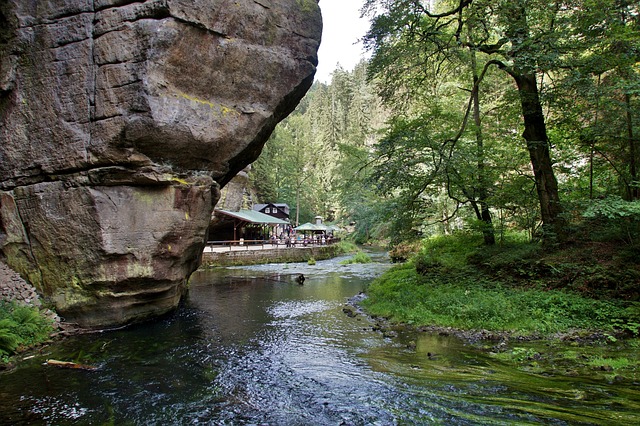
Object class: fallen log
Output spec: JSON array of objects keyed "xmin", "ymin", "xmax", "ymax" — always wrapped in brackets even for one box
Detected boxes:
[{"xmin": 45, "ymin": 359, "xmax": 98, "ymax": 371}]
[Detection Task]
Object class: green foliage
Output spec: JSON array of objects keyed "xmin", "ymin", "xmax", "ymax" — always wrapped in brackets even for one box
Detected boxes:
[
  {"xmin": 583, "ymin": 196, "xmax": 640, "ymax": 221},
  {"xmin": 360, "ymin": 0, "xmax": 640, "ymax": 244},
  {"xmin": 251, "ymin": 63, "xmax": 386, "ymax": 229},
  {"xmin": 492, "ymin": 347, "xmax": 540, "ymax": 363},
  {"xmin": 0, "ymin": 301, "xmax": 54, "ymax": 362},
  {"xmin": 582, "ymin": 196, "xmax": 640, "ymax": 244},
  {"xmin": 465, "ymin": 237, "xmax": 544, "ymax": 280},
  {"xmin": 364, "ymin": 264, "xmax": 632, "ymax": 334},
  {"xmin": 251, "ymin": 0, "xmax": 640, "ymax": 250},
  {"xmin": 488, "ymin": 339, "xmax": 640, "ymax": 383},
  {"xmin": 348, "ymin": 199, "xmax": 393, "ymax": 245},
  {"xmin": 339, "ymin": 251, "xmax": 373, "ymax": 265},
  {"xmin": 0, "ymin": 326, "xmax": 19, "ymax": 357},
  {"xmin": 615, "ymin": 304, "xmax": 640, "ymax": 336},
  {"xmin": 307, "ymin": 257, "xmax": 316, "ymax": 265}
]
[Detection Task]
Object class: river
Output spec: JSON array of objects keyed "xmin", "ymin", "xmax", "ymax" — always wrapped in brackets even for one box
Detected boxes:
[{"xmin": 1, "ymin": 252, "xmax": 638, "ymax": 425}]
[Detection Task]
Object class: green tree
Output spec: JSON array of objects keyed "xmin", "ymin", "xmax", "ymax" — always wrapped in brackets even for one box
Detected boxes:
[
  {"xmin": 363, "ymin": 0, "xmax": 594, "ymax": 242},
  {"xmin": 251, "ymin": 112, "xmax": 317, "ymax": 223},
  {"xmin": 252, "ymin": 65, "xmax": 389, "ymax": 236},
  {"xmin": 547, "ymin": 0, "xmax": 640, "ymax": 201}
]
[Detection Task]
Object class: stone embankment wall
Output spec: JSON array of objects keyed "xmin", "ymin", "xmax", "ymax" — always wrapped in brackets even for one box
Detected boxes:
[{"xmin": 201, "ymin": 246, "xmax": 342, "ymax": 267}]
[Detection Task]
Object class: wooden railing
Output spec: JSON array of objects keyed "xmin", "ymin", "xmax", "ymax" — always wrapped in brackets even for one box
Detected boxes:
[
  {"xmin": 205, "ymin": 239, "xmax": 268, "ymax": 250},
  {"xmin": 205, "ymin": 237, "xmax": 340, "ymax": 251}
]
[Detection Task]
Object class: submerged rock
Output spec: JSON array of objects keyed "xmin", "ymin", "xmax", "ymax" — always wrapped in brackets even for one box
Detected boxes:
[{"xmin": 0, "ymin": 0, "xmax": 322, "ymax": 328}]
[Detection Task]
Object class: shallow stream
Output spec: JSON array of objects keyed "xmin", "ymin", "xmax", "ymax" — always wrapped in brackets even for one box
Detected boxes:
[{"xmin": 1, "ymin": 252, "xmax": 638, "ymax": 425}]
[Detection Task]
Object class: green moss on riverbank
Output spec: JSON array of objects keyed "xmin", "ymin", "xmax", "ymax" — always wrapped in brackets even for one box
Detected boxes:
[
  {"xmin": 486, "ymin": 338, "xmax": 640, "ymax": 382},
  {"xmin": 362, "ymin": 233, "xmax": 640, "ymax": 337}
]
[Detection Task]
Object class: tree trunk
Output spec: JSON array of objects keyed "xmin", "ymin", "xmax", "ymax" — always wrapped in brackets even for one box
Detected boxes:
[
  {"xmin": 295, "ymin": 182, "xmax": 301, "ymax": 227},
  {"xmin": 589, "ymin": 74, "xmax": 601, "ymax": 200},
  {"xmin": 513, "ymin": 72, "xmax": 566, "ymax": 241},
  {"xmin": 504, "ymin": 1, "xmax": 566, "ymax": 243},
  {"xmin": 625, "ymin": 92, "xmax": 638, "ymax": 199},
  {"xmin": 471, "ymin": 50, "xmax": 495, "ymax": 245}
]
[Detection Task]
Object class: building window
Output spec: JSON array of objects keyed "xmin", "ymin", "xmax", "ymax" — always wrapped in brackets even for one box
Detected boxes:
[{"xmin": 265, "ymin": 208, "xmax": 270, "ymax": 213}]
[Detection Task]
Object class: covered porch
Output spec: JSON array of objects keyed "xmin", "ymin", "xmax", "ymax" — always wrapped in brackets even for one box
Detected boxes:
[{"xmin": 209, "ymin": 209, "xmax": 290, "ymax": 244}]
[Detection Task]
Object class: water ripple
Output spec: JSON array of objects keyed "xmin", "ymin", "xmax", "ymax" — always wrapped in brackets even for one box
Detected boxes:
[{"xmin": 267, "ymin": 300, "xmax": 335, "ymax": 319}]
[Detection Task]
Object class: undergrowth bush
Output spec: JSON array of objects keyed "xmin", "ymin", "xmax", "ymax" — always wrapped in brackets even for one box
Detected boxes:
[
  {"xmin": 388, "ymin": 240, "xmax": 421, "ymax": 263},
  {"xmin": 0, "ymin": 301, "xmax": 54, "ymax": 362},
  {"xmin": 334, "ymin": 241, "xmax": 359, "ymax": 254},
  {"xmin": 581, "ymin": 196, "xmax": 640, "ymax": 244}
]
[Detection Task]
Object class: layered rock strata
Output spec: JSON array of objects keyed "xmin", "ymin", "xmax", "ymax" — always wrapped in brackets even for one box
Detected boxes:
[{"xmin": 0, "ymin": 0, "xmax": 322, "ymax": 327}]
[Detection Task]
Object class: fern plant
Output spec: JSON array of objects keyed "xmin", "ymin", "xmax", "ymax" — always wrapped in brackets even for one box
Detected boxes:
[
  {"xmin": 0, "ymin": 323, "xmax": 19, "ymax": 357},
  {"xmin": 0, "ymin": 301, "xmax": 54, "ymax": 361}
]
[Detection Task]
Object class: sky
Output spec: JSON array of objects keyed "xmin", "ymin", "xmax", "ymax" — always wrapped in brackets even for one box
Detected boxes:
[{"xmin": 315, "ymin": 0, "xmax": 371, "ymax": 83}]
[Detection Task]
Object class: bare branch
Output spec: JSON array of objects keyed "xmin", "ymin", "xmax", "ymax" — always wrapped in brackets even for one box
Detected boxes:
[
  {"xmin": 415, "ymin": 0, "xmax": 473, "ymax": 20},
  {"xmin": 470, "ymin": 38, "xmax": 510, "ymax": 55}
]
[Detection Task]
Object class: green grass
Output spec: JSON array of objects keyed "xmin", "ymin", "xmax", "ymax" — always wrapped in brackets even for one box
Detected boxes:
[
  {"xmin": 362, "ymin": 233, "xmax": 639, "ymax": 336},
  {"xmin": 0, "ymin": 301, "xmax": 54, "ymax": 363},
  {"xmin": 340, "ymin": 251, "xmax": 373, "ymax": 265}
]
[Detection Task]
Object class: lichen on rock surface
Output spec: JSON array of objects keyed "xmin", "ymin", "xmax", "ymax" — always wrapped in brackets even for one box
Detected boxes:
[{"xmin": 0, "ymin": 0, "xmax": 322, "ymax": 328}]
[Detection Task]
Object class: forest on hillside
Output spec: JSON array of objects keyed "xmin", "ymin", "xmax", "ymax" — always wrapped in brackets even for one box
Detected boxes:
[{"xmin": 251, "ymin": 0, "xmax": 639, "ymax": 249}]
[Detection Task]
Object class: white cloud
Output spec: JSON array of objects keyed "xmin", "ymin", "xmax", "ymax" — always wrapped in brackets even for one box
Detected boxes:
[{"xmin": 316, "ymin": 0, "xmax": 370, "ymax": 83}]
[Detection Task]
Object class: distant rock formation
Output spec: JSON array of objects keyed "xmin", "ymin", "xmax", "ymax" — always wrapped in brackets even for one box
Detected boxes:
[
  {"xmin": 0, "ymin": 0, "xmax": 321, "ymax": 327},
  {"xmin": 216, "ymin": 165, "xmax": 256, "ymax": 212}
]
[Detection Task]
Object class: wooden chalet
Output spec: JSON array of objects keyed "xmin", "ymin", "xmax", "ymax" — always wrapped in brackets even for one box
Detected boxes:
[{"xmin": 252, "ymin": 203, "xmax": 290, "ymax": 221}]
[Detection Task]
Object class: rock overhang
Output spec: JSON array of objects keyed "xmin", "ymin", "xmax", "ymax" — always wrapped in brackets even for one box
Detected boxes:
[{"xmin": 0, "ymin": 0, "xmax": 322, "ymax": 327}]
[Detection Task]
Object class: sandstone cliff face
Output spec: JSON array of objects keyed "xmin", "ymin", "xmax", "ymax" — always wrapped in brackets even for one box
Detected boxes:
[{"xmin": 0, "ymin": 0, "xmax": 321, "ymax": 327}]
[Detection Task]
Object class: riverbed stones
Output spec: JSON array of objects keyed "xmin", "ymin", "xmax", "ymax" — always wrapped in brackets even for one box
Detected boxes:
[{"xmin": 0, "ymin": 0, "xmax": 322, "ymax": 328}]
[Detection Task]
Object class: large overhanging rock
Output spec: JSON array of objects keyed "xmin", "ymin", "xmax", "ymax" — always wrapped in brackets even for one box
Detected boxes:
[{"xmin": 0, "ymin": 0, "xmax": 322, "ymax": 328}]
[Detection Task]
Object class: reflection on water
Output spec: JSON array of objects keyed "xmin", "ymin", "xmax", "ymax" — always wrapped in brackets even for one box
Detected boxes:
[{"xmin": 1, "ymin": 252, "xmax": 639, "ymax": 425}]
